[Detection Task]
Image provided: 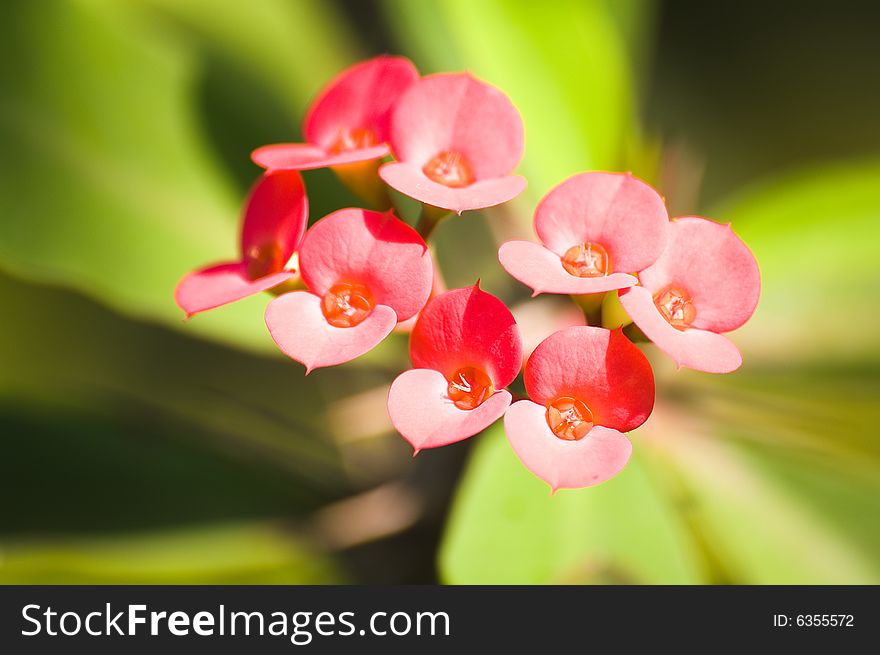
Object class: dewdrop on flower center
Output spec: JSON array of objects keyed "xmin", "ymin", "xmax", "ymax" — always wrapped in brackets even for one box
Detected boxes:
[
  {"xmin": 321, "ymin": 281, "xmax": 374, "ymax": 328},
  {"xmin": 329, "ymin": 127, "xmax": 378, "ymax": 155},
  {"xmin": 653, "ymin": 285, "xmax": 696, "ymax": 330},
  {"xmin": 446, "ymin": 366, "xmax": 495, "ymax": 410},
  {"xmin": 561, "ymin": 242, "xmax": 610, "ymax": 278},
  {"xmin": 546, "ymin": 396, "xmax": 594, "ymax": 441},
  {"xmin": 422, "ymin": 151, "xmax": 475, "ymax": 188}
]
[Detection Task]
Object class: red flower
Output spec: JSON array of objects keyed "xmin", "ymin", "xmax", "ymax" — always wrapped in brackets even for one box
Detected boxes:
[
  {"xmin": 619, "ymin": 217, "xmax": 760, "ymax": 374},
  {"xmin": 265, "ymin": 208, "xmax": 433, "ymax": 372},
  {"xmin": 379, "ymin": 73, "xmax": 526, "ymax": 214},
  {"xmin": 174, "ymin": 170, "xmax": 307, "ymax": 317},
  {"xmin": 251, "ymin": 56, "xmax": 418, "ymax": 171},
  {"xmin": 505, "ymin": 326, "xmax": 654, "ymax": 491},
  {"xmin": 499, "ymin": 172, "xmax": 668, "ymax": 296},
  {"xmin": 388, "ymin": 284, "xmax": 522, "ymax": 452}
]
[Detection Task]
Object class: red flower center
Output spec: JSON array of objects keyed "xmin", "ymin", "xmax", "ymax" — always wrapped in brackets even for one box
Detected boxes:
[
  {"xmin": 244, "ymin": 242, "xmax": 285, "ymax": 280},
  {"xmin": 561, "ymin": 242, "xmax": 610, "ymax": 277},
  {"xmin": 321, "ymin": 282, "xmax": 374, "ymax": 328},
  {"xmin": 422, "ymin": 151, "xmax": 475, "ymax": 188},
  {"xmin": 446, "ymin": 366, "xmax": 494, "ymax": 410},
  {"xmin": 546, "ymin": 396, "xmax": 594, "ymax": 441},
  {"xmin": 329, "ymin": 128, "xmax": 378, "ymax": 154},
  {"xmin": 653, "ymin": 286, "xmax": 696, "ymax": 329}
]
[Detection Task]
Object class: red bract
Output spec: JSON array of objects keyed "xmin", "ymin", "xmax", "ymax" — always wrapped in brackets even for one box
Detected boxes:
[
  {"xmin": 251, "ymin": 56, "xmax": 419, "ymax": 171},
  {"xmin": 499, "ymin": 172, "xmax": 668, "ymax": 296},
  {"xmin": 388, "ymin": 284, "xmax": 522, "ymax": 452},
  {"xmin": 619, "ymin": 216, "xmax": 760, "ymax": 374},
  {"xmin": 265, "ymin": 208, "xmax": 433, "ymax": 372},
  {"xmin": 505, "ymin": 326, "xmax": 654, "ymax": 491},
  {"xmin": 174, "ymin": 170, "xmax": 308, "ymax": 317},
  {"xmin": 379, "ymin": 73, "xmax": 526, "ymax": 214}
]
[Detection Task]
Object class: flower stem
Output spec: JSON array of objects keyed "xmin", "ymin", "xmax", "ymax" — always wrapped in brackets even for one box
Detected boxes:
[
  {"xmin": 331, "ymin": 161, "xmax": 392, "ymax": 211},
  {"xmin": 572, "ymin": 292, "xmax": 604, "ymax": 326},
  {"xmin": 415, "ymin": 203, "xmax": 451, "ymax": 241}
]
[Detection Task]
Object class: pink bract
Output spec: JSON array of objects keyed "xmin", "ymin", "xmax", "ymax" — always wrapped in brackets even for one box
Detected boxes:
[
  {"xmin": 174, "ymin": 170, "xmax": 308, "ymax": 317},
  {"xmin": 618, "ymin": 216, "xmax": 760, "ymax": 373},
  {"xmin": 388, "ymin": 284, "xmax": 522, "ymax": 451},
  {"xmin": 379, "ymin": 73, "xmax": 526, "ymax": 213},
  {"xmin": 499, "ymin": 172, "xmax": 669, "ymax": 295},
  {"xmin": 265, "ymin": 208, "xmax": 433, "ymax": 372},
  {"xmin": 251, "ymin": 56, "xmax": 419, "ymax": 171},
  {"xmin": 505, "ymin": 326, "xmax": 654, "ymax": 490}
]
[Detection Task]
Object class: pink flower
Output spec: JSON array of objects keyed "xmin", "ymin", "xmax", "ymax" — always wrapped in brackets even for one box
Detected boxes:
[
  {"xmin": 265, "ymin": 208, "xmax": 433, "ymax": 372},
  {"xmin": 379, "ymin": 73, "xmax": 526, "ymax": 214},
  {"xmin": 388, "ymin": 284, "xmax": 522, "ymax": 452},
  {"xmin": 251, "ymin": 56, "xmax": 419, "ymax": 171},
  {"xmin": 505, "ymin": 326, "xmax": 654, "ymax": 491},
  {"xmin": 618, "ymin": 216, "xmax": 760, "ymax": 374},
  {"xmin": 498, "ymin": 172, "xmax": 668, "ymax": 296},
  {"xmin": 174, "ymin": 170, "xmax": 308, "ymax": 317}
]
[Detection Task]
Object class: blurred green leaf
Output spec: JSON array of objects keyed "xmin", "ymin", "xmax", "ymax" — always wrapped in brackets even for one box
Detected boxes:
[
  {"xmin": 0, "ymin": 0, "xmax": 355, "ymax": 353},
  {"xmin": 0, "ymin": 270, "xmax": 351, "ymax": 490},
  {"xmin": 653, "ymin": 426, "xmax": 879, "ymax": 584},
  {"xmin": 652, "ymin": 359, "xmax": 880, "ymax": 584},
  {"xmin": 384, "ymin": 0, "xmax": 646, "ymax": 204},
  {"xmin": 439, "ymin": 424, "xmax": 703, "ymax": 584},
  {"xmin": 130, "ymin": 0, "xmax": 356, "ymax": 116},
  {"xmin": 0, "ymin": 522, "xmax": 341, "ymax": 584},
  {"xmin": 713, "ymin": 159, "xmax": 880, "ymax": 361}
]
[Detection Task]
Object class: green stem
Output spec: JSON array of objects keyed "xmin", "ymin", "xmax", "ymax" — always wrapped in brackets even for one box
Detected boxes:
[
  {"xmin": 622, "ymin": 322, "xmax": 651, "ymax": 342},
  {"xmin": 415, "ymin": 203, "xmax": 451, "ymax": 241},
  {"xmin": 571, "ymin": 292, "xmax": 604, "ymax": 326}
]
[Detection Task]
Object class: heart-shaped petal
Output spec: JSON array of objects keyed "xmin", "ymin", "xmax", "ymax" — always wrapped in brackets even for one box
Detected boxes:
[
  {"xmin": 504, "ymin": 400, "xmax": 633, "ymax": 491},
  {"xmin": 388, "ymin": 368, "xmax": 512, "ymax": 451},
  {"xmin": 175, "ymin": 262, "xmax": 294, "ymax": 317},
  {"xmin": 498, "ymin": 240, "xmax": 637, "ymax": 296},
  {"xmin": 251, "ymin": 143, "xmax": 390, "ymax": 171},
  {"xmin": 619, "ymin": 285, "xmax": 743, "ymax": 373},
  {"xmin": 379, "ymin": 162, "xmax": 526, "ymax": 213},
  {"xmin": 265, "ymin": 291, "xmax": 397, "ymax": 372}
]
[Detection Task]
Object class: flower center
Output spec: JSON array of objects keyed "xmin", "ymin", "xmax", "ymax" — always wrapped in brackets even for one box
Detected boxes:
[
  {"xmin": 546, "ymin": 396, "xmax": 594, "ymax": 441},
  {"xmin": 561, "ymin": 242, "xmax": 610, "ymax": 277},
  {"xmin": 446, "ymin": 366, "xmax": 494, "ymax": 410},
  {"xmin": 329, "ymin": 127, "xmax": 377, "ymax": 154},
  {"xmin": 653, "ymin": 286, "xmax": 696, "ymax": 330},
  {"xmin": 244, "ymin": 242, "xmax": 284, "ymax": 280},
  {"xmin": 321, "ymin": 282, "xmax": 374, "ymax": 328},
  {"xmin": 423, "ymin": 151, "xmax": 474, "ymax": 188}
]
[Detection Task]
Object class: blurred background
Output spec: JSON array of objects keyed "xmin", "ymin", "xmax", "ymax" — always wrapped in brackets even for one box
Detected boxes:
[{"xmin": 1, "ymin": 0, "xmax": 878, "ymax": 584}]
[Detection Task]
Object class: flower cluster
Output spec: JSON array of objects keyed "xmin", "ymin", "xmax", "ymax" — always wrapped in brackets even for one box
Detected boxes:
[{"xmin": 176, "ymin": 56, "xmax": 760, "ymax": 491}]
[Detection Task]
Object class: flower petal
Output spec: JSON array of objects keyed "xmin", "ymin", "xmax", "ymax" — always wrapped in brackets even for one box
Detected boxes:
[
  {"xmin": 394, "ymin": 255, "xmax": 447, "ymax": 334},
  {"xmin": 265, "ymin": 291, "xmax": 397, "ymax": 372},
  {"xmin": 251, "ymin": 143, "xmax": 390, "ymax": 171},
  {"xmin": 174, "ymin": 262, "xmax": 294, "ymax": 317},
  {"xmin": 524, "ymin": 326, "xmax": 654, "ymax": 433},
  {"xmin": 410, "ymin": 284, "xmax": 522, "ymax": 389},
  {"xmin": 637, "ymin": 216, "xmax": 760, "ymax": 333},
  {"xmin": 299, "ymin": 208, "xmax": 433, "ymax": 321},
  {"xmin": 388, "ymin": 369, "xmax": 511, "ymax": 451},
  {"xmin": 619, "ymin": 286, "xmax": 742, "ymax": 373},
  {"xmin": 304, "ymin": 55, "xmax": 419, "ymax": 149},
  {"xmin": 534, "ymin": 172, "xmax": 668, "ymax": 273},
  {"xmin": 498, "ymin": 240, "xmax": 637, "ymax": 295},
  {"xmin": 379, "ymin": 162, "xmax": 526, "ymax": 213},
  {"xmin": 389, "ymin": 73, "xmax": 524, "ymax": 178},
  {"xmin": 504, "ymin": 400, "xmax": 632, "ymax": 491},
  {"xmin": 240, "ymin": 170, "xmax": 308, "ymax": 263}
]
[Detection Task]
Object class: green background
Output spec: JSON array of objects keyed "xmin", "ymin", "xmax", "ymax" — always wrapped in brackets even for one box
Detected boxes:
[{"xmin": 1, "ymin": 0, "xmax": 877, "ymax": 583}]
